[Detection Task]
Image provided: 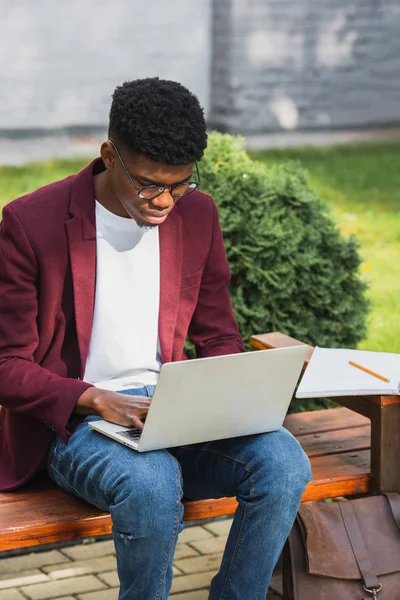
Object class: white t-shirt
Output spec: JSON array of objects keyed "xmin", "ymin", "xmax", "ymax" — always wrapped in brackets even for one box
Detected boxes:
[{"xmin": 83, "ymin": 201, "xmax": 162, "ymax": 390}]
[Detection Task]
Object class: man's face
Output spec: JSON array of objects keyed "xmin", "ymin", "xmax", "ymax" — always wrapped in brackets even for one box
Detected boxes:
[{"xmin": 102, "ymin": 141, "xmax": 195, "ymax": 227}]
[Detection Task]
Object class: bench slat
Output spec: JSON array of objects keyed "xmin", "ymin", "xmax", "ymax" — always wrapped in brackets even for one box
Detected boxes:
[
  {"xmin": 295, "ymin": 426, "xmax": 370, "ymax": 458},
  {"xmin": 0, "ymin": 484, "xmax": 239, "ymax": 552},
  {"xmin": 284, "ymin": 407, "xmax": 369, "ymax": 436},
  {"xmin": 303, "ymin": 449, "xmax": 370, "ymax": 502},
  {"xmin": 249, "ymin": 332, "xmax": 313, "ymax": 369}
]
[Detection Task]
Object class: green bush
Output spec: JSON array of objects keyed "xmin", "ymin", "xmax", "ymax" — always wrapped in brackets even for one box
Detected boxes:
[{"xmin": 195, "ymin": 132, "xmax": 370, "ymax": 410}]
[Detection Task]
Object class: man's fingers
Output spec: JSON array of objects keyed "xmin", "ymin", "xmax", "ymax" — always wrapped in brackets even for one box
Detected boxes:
[
  {"xmin": 125, "ymin": 407, "xmax": 148, "ymax": 427},
  {"xmin": 102, "ymin": 394, "xmax": 152, "ymax": 428},
  {"xmin": 116, "ymin": 392, "xmax": 152, "ymax": 404},
  {"xmin": 131, "ymin": 416, "xmax": 145, "ymax": 430}
]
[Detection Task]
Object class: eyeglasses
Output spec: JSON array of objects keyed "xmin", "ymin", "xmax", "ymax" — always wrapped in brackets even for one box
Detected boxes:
[{"xmin": 108, "ymin": 139, "xmax": 201, "ymax": 201}]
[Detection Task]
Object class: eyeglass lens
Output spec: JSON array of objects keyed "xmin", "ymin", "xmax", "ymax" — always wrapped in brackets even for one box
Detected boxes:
[{"xmin": 139, "ymin": 182, "xmax": 197, "ymax": 200}]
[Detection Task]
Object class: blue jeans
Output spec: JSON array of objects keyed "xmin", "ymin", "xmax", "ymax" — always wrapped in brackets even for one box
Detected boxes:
[{"xmin": 47, "ymin": 385, "xmax": 311, "ymax": 600}]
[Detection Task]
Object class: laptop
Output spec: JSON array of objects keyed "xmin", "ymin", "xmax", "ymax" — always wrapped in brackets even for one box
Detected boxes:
[{"xmin": 88, "ymin": 345, "xmax": 308, "ymax": 451}]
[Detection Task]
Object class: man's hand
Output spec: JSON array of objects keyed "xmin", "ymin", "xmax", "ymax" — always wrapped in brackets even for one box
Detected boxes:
[{"xmin": 75, "ymin": 387, "xmax": 151, "ymax": 429}]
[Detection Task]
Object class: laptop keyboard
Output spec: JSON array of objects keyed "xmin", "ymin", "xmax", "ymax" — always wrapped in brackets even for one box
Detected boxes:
[{"xmin": 116, "ymin": 428, "xmax": 142, "ymax": 443}]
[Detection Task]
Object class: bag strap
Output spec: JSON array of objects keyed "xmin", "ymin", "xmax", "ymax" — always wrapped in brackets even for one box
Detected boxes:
[
  {"xmin": 339, "ymin": 501, "xmax": 382, "ymax": 597},
  {"xmin": 385, "ymin": 493, "xmax": 400, "ymax": 530}
]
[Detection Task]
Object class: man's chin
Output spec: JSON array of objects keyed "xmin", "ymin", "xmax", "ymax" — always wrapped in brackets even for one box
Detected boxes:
[
  {"xmin": 126, "ymin": 209, "xmax": 161, "ymax": 229},
  {"xmin": 137, "ymin": 221, "xmax": 159, "ymax": 230}
]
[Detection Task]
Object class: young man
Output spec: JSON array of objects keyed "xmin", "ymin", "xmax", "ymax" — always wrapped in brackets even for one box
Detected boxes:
[{"xmin": 0, "ymin": 78, "xmax": 311, "ymax": 599}]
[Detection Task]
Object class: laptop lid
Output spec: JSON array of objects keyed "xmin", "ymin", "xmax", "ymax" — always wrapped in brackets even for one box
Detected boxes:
[{"xmin": 135, "ymin": 345, "xmax": 308, "ymax": 451}]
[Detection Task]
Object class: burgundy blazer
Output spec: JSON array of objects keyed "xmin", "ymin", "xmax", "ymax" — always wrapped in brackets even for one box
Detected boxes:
[{"xmin": 0, "ymin": 158, "xmax": 244, "ymax": 491}]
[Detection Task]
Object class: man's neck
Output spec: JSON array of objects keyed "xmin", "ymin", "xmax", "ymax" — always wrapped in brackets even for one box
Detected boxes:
[{"xmin": 93, "ymin": 171, "xmax": 130, "ymax": 218}]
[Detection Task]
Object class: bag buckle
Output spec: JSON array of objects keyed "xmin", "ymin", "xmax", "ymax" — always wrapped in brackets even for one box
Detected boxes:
[{"xmin": 363, "ymin": 583, "xmax": 383, "ymax": 599}]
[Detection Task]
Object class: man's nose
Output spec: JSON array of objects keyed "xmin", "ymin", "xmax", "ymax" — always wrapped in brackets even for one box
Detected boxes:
[{"xmin": 150, "ymin": 189, "xmax": 173, "ymax": 208}]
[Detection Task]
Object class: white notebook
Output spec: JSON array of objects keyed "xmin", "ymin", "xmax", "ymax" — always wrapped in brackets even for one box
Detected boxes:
[{"xmin": 296, "ymin": 346, "xmax": 400, "ymax": 398}]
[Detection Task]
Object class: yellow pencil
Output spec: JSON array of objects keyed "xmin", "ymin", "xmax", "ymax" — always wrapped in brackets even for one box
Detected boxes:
[{"xmin": 349, "ymin": 361, "xmax": 390, "ymax": 383}]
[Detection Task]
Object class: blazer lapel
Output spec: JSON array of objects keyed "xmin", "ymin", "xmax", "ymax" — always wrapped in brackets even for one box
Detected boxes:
[
  {"xmin": 159, "ymin": 210, "xmax": 182, "ymax": 364},
  {"xmin": 66, "ymin": 212, "xmax": 96, "ymax": 378},
  {"xmin": 66, "ymin": 160, "xmax": 98, "ymax": 377}
]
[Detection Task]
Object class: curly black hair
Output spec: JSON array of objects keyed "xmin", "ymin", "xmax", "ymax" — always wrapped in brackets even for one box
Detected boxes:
[{"xmin": 108, "ymin": 78, "xmax": 207, "ymax": 165}]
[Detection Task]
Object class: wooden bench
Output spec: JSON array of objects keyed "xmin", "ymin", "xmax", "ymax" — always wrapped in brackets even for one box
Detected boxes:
[{"xmin": 1, "ymin": 332, "xmax": 399, "ymax": 553}]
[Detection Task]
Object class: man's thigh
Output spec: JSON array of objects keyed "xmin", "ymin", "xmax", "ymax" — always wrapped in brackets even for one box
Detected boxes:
[
  {"xmin": 48, "ymin": 416, "xmax": 183, "ymax": 519},
  {"xmin": 171, "ymin": 427, "xmax": 311, "ymax": 501}
]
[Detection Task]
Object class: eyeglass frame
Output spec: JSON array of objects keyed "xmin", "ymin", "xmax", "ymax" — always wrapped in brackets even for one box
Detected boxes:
[{"xmin": 108, "ymin": 139, "xmax": 201, "ymax": 201}]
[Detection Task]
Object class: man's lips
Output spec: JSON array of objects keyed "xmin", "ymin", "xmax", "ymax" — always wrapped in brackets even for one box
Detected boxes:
[{"xmin": 140, "ymin": 210, "xmax": 169, "ymax": 224}]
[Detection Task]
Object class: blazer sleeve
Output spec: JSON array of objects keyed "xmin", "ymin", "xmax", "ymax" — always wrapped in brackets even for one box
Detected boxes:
[
  {"xmin": 0, "ymin": 205, "xmax": 92, "ymax": 442},
  {"xmin": 188, "ymin": 199, "xmax": 245, "ymax": 358}
]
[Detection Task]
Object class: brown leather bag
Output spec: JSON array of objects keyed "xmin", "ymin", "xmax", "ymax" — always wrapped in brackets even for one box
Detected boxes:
[{"xmin": 283, "ymin": 494, "xmax": 400, "ymax": 599}]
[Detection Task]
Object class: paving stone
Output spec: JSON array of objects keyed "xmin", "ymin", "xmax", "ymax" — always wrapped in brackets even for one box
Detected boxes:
[
  {"xmin": 95, "ymin": 562, "xmax": 193, "ymax": 589},
  {"xmin": 0, "ymin": 569, "xmax": 50, "ymax": 589},
  {"xmin": 189, "ymin": 537, "xmax": 226, "ymax": 555},
  {"xmin": 174, "ymin": 553, "xmax": 223, "ymax": 575},
  {"xmin": 178, "ymin": 526, "xmax": 213, "ymax": 544},
  {"xmin": 0, "ymin": 589, "xmax": 27, "ymax": 600},
  {"xmin": 97, "ymin": 570, "xmax": 119, "ymax": 588},
  {"xmin": 170, "ymin": 590, "xmax": 209, "ymax": 599},
  {"xmin": 20, "ymin": 574, "xmax": 106, "ymax": 599},
  {"xmin": 171, "ymin": 570, "xmax": 215, "ymax": 594},
  {"xmin": 42, "ymin": 555, "xmax": 117, "ymax": 579},
  {"xmin": 203, "ymin": 518, "xmax": 233, "ymax": 537},
  {"xmin": 77, "ymin": 588, "xmax": 119, "ymax": 600},
  {"xmin": 0, "ymin": 550, "xmax": 69, "ymax": 574},
  {"xmin": 61, "ymin": 540, "xmax": 115, "ymax": 561},
  {"xmin": 174, "ymin": 543, "xmax": 200, "ymax": 560}
]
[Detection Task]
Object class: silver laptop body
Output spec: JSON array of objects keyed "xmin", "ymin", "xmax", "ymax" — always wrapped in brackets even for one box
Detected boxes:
[{"xmin": 88, "ymin": 345, "xmax": 308, "ymax": 452}]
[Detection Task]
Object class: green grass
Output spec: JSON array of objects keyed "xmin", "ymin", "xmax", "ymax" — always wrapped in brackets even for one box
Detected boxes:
[
  {"xmin": 251, "ymin": 142, "xmax": 400, "ymax": 353},
  {"xmin": 1, "ymin": 141, "xmax": 399, "ymax": 353},
  {"xmin": 0, "ymin": 159, "xmax": 88, "ymax": 202}
]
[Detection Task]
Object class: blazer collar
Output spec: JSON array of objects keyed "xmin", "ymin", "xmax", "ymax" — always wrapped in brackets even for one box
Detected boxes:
[{"xmin": 68, "ymin": 157, "xmax": 104, "ymax": 217}]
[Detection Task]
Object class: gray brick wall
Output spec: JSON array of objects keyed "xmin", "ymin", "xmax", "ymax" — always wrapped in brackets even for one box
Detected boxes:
[
  {"xmin": 210, "ymin": 0, "xmax": 400, "ymax": 133},
  {"xmin": 1, "ymin": 0, "xmax": 399, "ymax": 135},
  {"xmin": 0, "ymin": 0, "xmax": 212, "ymax": 131}
]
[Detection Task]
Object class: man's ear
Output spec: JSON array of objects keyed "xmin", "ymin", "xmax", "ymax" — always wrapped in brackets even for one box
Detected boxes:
[{"xmin": 100, "ymin": 141, "xmax": 116, "ymax": 169}]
